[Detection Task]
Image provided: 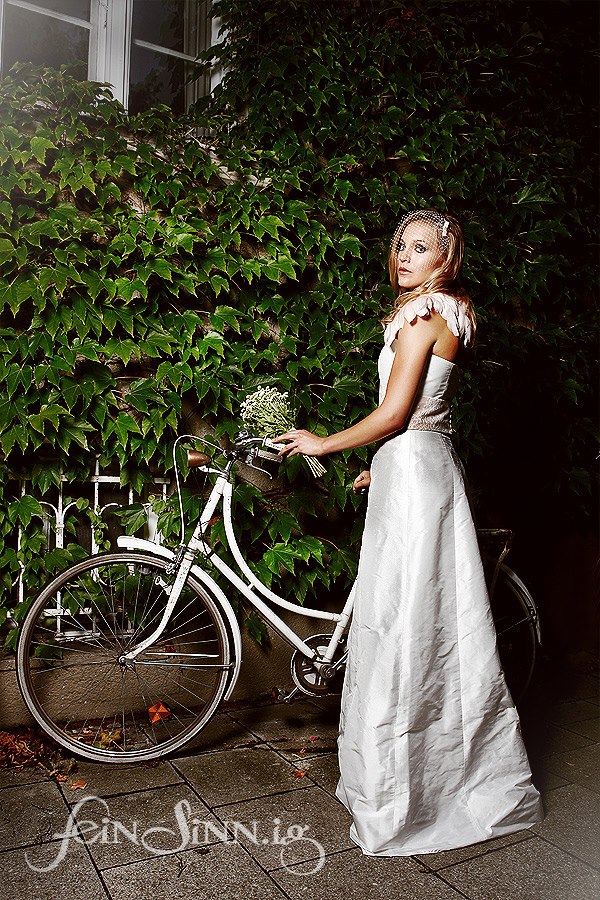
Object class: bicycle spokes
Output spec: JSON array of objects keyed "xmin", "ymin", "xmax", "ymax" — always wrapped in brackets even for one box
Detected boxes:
[{"xmin": 17, "ymin": 554, "xmax": 232, "ymax": 762}]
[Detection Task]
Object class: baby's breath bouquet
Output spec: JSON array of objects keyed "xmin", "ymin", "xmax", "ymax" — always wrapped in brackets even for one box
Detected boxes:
[{"xmin": 240, "ymin": 387, "xmax": 326, "ymax": 478}]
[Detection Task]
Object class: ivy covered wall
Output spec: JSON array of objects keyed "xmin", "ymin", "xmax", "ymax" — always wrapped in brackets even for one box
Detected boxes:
[{"xmin": 0, "ymin": 0, "xmax": 597, "ymax": 653}]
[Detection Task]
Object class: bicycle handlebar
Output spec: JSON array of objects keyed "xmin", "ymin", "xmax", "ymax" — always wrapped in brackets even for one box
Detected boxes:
[{"xmin": 186, "ymin": 431, "xmax": 283, "ymax": 475}]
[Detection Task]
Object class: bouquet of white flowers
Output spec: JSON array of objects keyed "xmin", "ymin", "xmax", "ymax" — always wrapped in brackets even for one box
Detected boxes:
[{"xmin": 240, "ymin": 387, "xmax": 326, "ymax": 478}]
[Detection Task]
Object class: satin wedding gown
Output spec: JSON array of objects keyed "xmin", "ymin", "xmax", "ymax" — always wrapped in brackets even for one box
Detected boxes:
[{"xmin": 335, "ymin": 293, "xmax": 542, "ymax": 856}]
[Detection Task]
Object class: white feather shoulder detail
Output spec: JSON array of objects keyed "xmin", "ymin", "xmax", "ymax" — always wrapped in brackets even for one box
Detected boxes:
[{"xmin": 383, "ymin": 293, "xmax": 474, "ymax": 348}]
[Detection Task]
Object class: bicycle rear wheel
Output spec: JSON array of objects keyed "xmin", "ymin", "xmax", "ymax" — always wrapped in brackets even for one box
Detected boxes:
[
  {"xmin": 16, "ymin": 552, "xmax": 232, "ymax": 763},
  {"xmin": 490, "ymin": 564, "xmax": 540, "ymax": 703}
]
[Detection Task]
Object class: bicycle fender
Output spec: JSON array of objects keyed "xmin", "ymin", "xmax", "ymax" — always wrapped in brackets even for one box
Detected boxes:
[
  {"xmin": 116, "ymin": 536, "xmax": 242, "ymax": 699},
  {"xmin": 500, "ymin": 563, "xmax": 542, "ymax": 644}
]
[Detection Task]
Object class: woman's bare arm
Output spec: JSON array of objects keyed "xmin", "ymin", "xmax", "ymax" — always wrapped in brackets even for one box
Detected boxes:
[{"xmin": 277, "ymin": 313, "xmax": 453, "ymax": 458}]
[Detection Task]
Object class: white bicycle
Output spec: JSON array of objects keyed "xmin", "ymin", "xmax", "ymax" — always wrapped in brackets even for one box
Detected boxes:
[{"xmin": 16, "ymin": 432, "xmax": 541, "ymax": 763}]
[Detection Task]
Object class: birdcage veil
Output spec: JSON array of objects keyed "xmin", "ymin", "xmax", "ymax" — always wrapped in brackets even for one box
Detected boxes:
[{"xmin": 389, "ymin": 208, "xmax": 451, "ymax": 259}]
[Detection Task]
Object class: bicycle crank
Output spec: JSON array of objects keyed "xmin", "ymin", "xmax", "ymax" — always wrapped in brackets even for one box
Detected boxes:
[{"xmin": 290, "ymin": 634, "xmax": 346, "ymax": 696}]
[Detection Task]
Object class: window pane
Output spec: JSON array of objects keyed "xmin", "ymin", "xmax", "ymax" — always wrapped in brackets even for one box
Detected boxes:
[
  {"xmin": 14, "ymin": 0, "xmax": 91, "ymax": 20},
  {"xmin": 129, "ymin": 1, "xmax": 212, "ymax": 114},
  {"xmin": 2, "ymin": 6, "xmax": 88, "ymax": 76},
  {"xmin": 129, "ymin": 43, "xmax": 194, "ymax": 115},
  {"xmin": 132, "ymin": 0, "xmax": 193, "ymax": 54}
]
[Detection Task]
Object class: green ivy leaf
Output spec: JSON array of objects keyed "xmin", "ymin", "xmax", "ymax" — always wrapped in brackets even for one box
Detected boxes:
[
  {"xmin": 11, "ymin": 495, "xmax": 43, "ymax": 528},
  {"xmin": 254, "ymin": 214, "xmax": 285, "ymax": 240},
  {"xmin": 0, "ymin": 238, "xmax": 15, "ymax": 265}
]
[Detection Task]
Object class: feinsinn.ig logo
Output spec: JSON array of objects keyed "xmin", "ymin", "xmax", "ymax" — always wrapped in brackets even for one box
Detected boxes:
[{"xmin": 26, "ymin": 796, "xmax": 326, "ymax": 875}]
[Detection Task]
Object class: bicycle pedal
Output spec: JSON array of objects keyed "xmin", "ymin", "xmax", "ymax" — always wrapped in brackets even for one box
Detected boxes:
[{"xmin": 280, "ymin": 687, "xmax": 300, "ymax": 703}]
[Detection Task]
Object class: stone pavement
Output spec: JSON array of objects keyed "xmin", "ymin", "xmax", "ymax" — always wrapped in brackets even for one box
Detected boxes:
[{"xmin": 0, "ymin": 656, "xmax": 598, "ymax": 900}]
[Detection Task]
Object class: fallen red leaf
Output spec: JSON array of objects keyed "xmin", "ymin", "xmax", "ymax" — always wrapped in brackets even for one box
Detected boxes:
[
  {"xmin": 293, "ymin": 770, "xmax": 307, "ymax": 778},
  {"xmin": 68, "ymin": 779, "xmax": 88, "ymax": 791}
]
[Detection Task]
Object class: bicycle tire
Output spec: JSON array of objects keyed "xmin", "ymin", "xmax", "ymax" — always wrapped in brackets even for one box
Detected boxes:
[
  {"xmin": 490, "ymin": 564, "xmax": 539, "ymax": 703},
  {"xmin": 16, "ymin": 552, "xmax": 233, "ymax": 763}
]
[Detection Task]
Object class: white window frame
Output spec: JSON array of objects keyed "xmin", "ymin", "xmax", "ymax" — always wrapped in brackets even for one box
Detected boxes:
[{"xmin": 0, "ymin": 0, "xmax": 221, "ymax": 110}]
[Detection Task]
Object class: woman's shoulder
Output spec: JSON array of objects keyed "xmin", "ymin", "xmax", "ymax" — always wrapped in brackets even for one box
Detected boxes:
[{"xmin": 384, "ymin": 292, "xmax": 474, "ymax": 348}]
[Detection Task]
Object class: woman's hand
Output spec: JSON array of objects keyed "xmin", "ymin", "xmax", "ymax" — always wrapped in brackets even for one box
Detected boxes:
[
  {"xmin": 353, "ymin": 470, "xmax": 371, "ymax": 493},
  {"xmin": 274, "ymin": 429, "xmax": 327, "ymax": 459}
]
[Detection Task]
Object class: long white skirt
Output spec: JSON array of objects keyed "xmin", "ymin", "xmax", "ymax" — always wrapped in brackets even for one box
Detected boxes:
[{"xmin": 335, "ymin": 430, "xmax": 543, "ymax": 856}]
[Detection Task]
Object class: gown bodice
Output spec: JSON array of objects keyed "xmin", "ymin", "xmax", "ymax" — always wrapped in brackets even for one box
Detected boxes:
[
  {"xmin": 377, "ymin": 292, "xmax": 472, "ymax": 433},
  {"xmin": 378, "ymin": 349, "xmax": 460, "ymax": 406}
]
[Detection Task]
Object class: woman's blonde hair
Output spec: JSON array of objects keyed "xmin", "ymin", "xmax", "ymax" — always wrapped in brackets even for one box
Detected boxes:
[{"xmin": 385, "ymin": 209, "xmax": 476, "ymax": 337}]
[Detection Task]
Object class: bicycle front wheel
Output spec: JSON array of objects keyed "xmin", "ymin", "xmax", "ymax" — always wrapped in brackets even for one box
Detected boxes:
[
  {"xmin": 491, "ymin": 564, "xmax": 540, "ymax": 703},
  {"xmin": 17, "ymin": 552, "xmax": 233, "ymax": 763}
]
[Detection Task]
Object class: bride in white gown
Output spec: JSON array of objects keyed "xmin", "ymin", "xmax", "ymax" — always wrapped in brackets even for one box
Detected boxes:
[{"xmin": 276, "ymin": 209, "xmax": 542, "ymax": 856}]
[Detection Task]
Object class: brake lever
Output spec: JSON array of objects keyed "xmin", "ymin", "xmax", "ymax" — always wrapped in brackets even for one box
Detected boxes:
[{"xmin": 244, "ymin": 459, "xmax": 275, "ymax": 480}]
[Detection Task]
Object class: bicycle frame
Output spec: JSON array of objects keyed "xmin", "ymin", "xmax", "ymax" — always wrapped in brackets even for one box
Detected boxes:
[
  {"xmin": 117, "ymin": 459, "xmax": 354, "ymax": 688},
  {"xmin": 114, "ymin": 438, "xmax": 540, "ymax": 706}
]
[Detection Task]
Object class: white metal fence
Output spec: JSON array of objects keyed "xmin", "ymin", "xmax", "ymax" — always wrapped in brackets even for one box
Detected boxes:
[{"xmin": 12, "ymin": 458, "xmax": 170, "ymax": 606}]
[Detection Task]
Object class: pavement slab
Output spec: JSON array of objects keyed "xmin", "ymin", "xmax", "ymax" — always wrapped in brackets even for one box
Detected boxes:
[
  {"xmin": 440, "ymin": 833, "xmax": 600, "ymax": 900},
  {"xmin": 541, "ymin": 742, "xmax": 600, "ymax": 795},
  {"xmin": 57, "ymin": 759, "xmax": 183, "ymax": 800},
  {"xmin": 554, "ymin": 673, "xmax": 598, "ymax": 703},
  {"xmin": 538, "ymin": 669, "xmax": 599, "ymax": 705},
  {"xmin": 286, "ymin": 749, "xmax": 341, "ymax": 797},
  {"xmin": 173, "ymin": 744, "xmax": 309, "ymax": 807},
  {"xmin": 529, "ymin": 767, "xmax": 571, "ymax": 795},
  {"xmin": 561, "ymin": 715, "xmax": 600, "ymax": 743},
  {"xmin": 169, "ymin": 710, "xmax": 263, "ymax": 757},
  {"xmin": 215, "ymin": 783, "xmax": 354, "ymax": 871},
  {"xmin": 545, "ymin": 699, "xmax": 599, "ymax": 726},
  {"xmin": 0, "ymin": 765, "xmax": 48, "ymax": 789},
  {"xmin": 531, "ymin": 782, "xmax": 600, "ymax": 868},
  {"xmin": 0, "ymin": 839, "xmax": 107, "ymax": 900},
  {"xmin": 414, "ymin": 830, "xmax": 533, "ymax": 872},
  {"xmin": 0, "ymin": 780, "xmax": 70, "ymax": 851},
  {"xmin": 67, "ymin": 783, "xmax": 220, "ymax": 870},
  {"xmin": 229, "ymin": 699, "xmax": 340, "ymax": 752},
  {"xmin": 101, "ymin": 842, "xmax": 288, "ymax": 900},
  {"xmin": 271, "ymin": 846, "xmax": 465, "ymax": 899},
  {"xmin": 522, "ymin": 719, "xmax": 595, "ymax": 760},
  {"xmin": 304, "ymin": 693, "xmax": 342, "ymax": 714}
]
